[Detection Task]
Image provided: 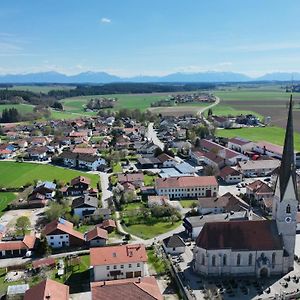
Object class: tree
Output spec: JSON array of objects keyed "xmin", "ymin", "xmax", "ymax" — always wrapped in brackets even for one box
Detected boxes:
[
  {"xmin": 36, "ymin": 234, "xmax": 51, "ymax": 257},
  {"xmin": 207, "ymin": 108, "xmax": 213, "ymax": 118},
  {"xmin": 52, "ymin": 101, "xmax": 63, "ymax": 110},
  {"xmin": 16, "ymin": 216, "xmax": 30, "ymax": 235},
  {"xmin": 45, "ymin": 202, "xmax": 66, "ymax": 222}
]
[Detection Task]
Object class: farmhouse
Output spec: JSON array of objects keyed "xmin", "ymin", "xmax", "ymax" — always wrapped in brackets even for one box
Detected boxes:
[
  {"xmin": 85, "ymin": 227, "xmax": 108, "ymax": 247},
  {"xmin": 72, "ymin": 195, "xmax": 99, "ymax": 219},
  {"xmin": 90, "ymin": 244, "xmax": 147, "ymax": 281},
  {"xmin": 155, "ymin": 176, "xmax": 218, "ymax": 199},
  {"xmin": 219, "ymin": 166, "xmax": 243, "ymax": 184},
  {"xmin": 43, "ymin": 218, "xmax": 85, "ymax": 248},
  {"xmin": 163, "ymin": 234, "xmax": 186, "ymax": 255},
  {"xmin": 246, "ymin": 180, "xmax": 274, "ymax": 201},
  {"xmin": 117, "ymin": 173, "xmax": 144, "ymax": 188},
  {"xmin": 63, "ymin": 175, "xmax": 91, "ymax": 196},
  {"xmin": 227, "ymin": 137, "xmax": 254, "ymax": 153}
]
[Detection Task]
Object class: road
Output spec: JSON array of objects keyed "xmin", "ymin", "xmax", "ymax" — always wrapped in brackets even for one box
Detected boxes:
[
  {"xmin": 147, "ymin": 122, "xmax": 164, "ymax": 150},
  {"xmin": 196, "ymin": 95, "xmax": 221, "ymax": 116},
  {"xmin": 99, "ymin": 172, "xmax": 112, "ymax": 209}
]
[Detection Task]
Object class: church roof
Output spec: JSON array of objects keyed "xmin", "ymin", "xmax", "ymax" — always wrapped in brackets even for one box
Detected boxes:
[
  {"xmin": 278, "ymin": 95, "xmax": 298, "ymax": 201},
  {"xmin": 196, "ymin": 220, "xmax": 283, "ymax": 251}
]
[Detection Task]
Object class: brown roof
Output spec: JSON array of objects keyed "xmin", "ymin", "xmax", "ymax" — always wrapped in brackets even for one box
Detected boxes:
[
  {"xmin": 99, "ymin": 219, "xmax": 116, "ymax": 229},
  {"xmin": 91, "ymin": 276, "xmax": 163, "ymax": 300},
  {"xmin": 157, "ymin": 153, "xmax": 174, "ymax": 163},
  {"xmin": 228, "ymin": 137, "xmax": 252, "ymax": 146},
  {"xmin": 32, "ymin": 257, "xmax": 56, "ymax": 269},
  {"xmin": 219, "ymin": 166, "xmax": 241, "ymax": 178},
  {"xmin": 155, "ymin": 176, "xmax": 218, "ymax": 189},
  {"xmin": 70, "ymin": 176, "xmax": 91, "ymax": 186},
  {"xmin": 43, "ymin": 219, "xmax": 84, "ymax": 241},
  {"xmin": 24, "ymin": 279, "xmax": 69, "ymax": 300},
  {"xmin": 0, "ymin": 235, "xmax": 36, "ymax": 252},
  {"xmin": 247, "ymin": 180, "xmax": 273, "ymax": 195},
  {"xmin": 85, "ymin": 227, "xmax": 108, "ymax": 242},
  {"xmin": 90, "ymin": 244, "xmax": 147, "ymax": 266},
  {"xmin": 196, "ymin": 220, "xmax": 283, "ymax": 251},
  {"xmin": 117, "ymin": 173, "xmax": 144, "ymax": 183}
]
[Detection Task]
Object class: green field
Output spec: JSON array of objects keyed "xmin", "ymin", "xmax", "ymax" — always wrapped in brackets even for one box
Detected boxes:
[
  {"xmin": 0, "ymin": 192, "xmax": 16, "ymax": 216},
  {"xmin": 179, "ymin": 199, "xmax": 198, "ymax": 208},
  {"xmin": 217, "ymin": 126, "xmax": 300, "ymax": 151},
  {"xmin": 0, "ymin": 103, "xmax": 35, "ymax": 114},
  {"xmin": 0, "ymin": 162, "xmax": 99, "ymax": 188},
  {"xmin": 0, "ymin": 85, "xmax": 75, "ymax": 93},
  {"xmin": 207, "ymin": 104, "xmax": 263, "ymax": 118},
  {"xmin": 123, "ymin": 220, "xmax": 181, "ymax": 239}
]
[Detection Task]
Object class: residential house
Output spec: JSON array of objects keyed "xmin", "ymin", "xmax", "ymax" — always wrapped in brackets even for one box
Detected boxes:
[
  {"xmin": 34, "ymin": 181, "xmax": 56, "ymax": 199},
  {"xmin": 117, "ymin": 173, "xmax": 144, "ymax": 188},
  {"xmin": 85, "ymin": 227, "xmax": 108, "ymax": 247},
  {"xmin": 238, "ymin": 159, "xmax": 281, "ymax": 177},
  {"xmin": 253, "ymin": 141, "xmax": 284, "ymax": 159},
  {"xmin": 43, "ymin": 218, "xmax": 85, "ymax": 248},
  {"xmin": 137, "ymin": 157, "xmax": 161, "ymax": 169},
  {"xmin": 63, "ymin": 176, "xmax": 91, "ymax": 196},
  {"xmin": 155, "ymin": 176, "xmax": 219, "ymax": 199},
  {"xmin": 72, "ymin": 195, "xmax": 99, "ymax": 219},
  {"xmin": 219, "ymin": 166, "xmax": 243, "ymax": 184},
  {"xmin": 163, "ymin": 234, "xmax": 186, "ymax": 255},
  {"xmin": 27, "ymin": 146, "xmax": 48, "ymax": 160},
  {"xmin": 212, "ymin": 116, "xmax": 232, "ymax": 128},
  {"xmin": 190, "ymin": 150, "xmax": 205, "ymax": 165},
  {"xmin": 148, "ymin": 195, "xmax": 170, "ymax": 207},
  {"xmin": 90, "ymin": 244, "xmax": 148, "ymax": 281},
  {"xmin": 136, "ymin": 141, "xmax": 159, "ymax": 156},
  {"xmin": 91, "ymin": 277, "xmax": 163, "ymax": 300},
  {"xmin": 227, "ymin": 137, "xmax": 254, "ymax": 153},
  {"xmin": 246, "ymin": 180, "xmax": 274, "ymax": 202},
  {"xmin": 24, "ymin": 279, "xmax": 69, "ymax": 300},
  {"xmin": 98, "ymin": 219, "xmax": 116, "ymax": 233},
  {"xmin": 77, "ymin": 154, "xmax": 106, "ymax": 171},
  {"xmin": 157, "ymin": 153, "xmax": 177, "ymax": 168},
  {"xmin": 198, "ymin": 192, "xmax": 248, "ymax": 215}
]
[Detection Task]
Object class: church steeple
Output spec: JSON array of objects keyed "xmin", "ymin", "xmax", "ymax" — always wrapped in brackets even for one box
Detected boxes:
[{"xmin": 278, "ymin": 95, "xmax": 297, "ymax": 201}]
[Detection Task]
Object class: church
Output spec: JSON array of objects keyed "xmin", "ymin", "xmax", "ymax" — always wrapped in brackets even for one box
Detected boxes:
[{"xmin": 193, "ymin": 96, "xmax": 298, "ymax": 278}]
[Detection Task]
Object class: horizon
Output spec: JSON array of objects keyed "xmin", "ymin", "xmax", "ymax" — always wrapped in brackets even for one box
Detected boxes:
[{"xmin": 1, "ymin": 1, "xmax": 300, "ymax": 77}]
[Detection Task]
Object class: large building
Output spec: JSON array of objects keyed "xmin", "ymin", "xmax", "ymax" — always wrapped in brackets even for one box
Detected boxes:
[
  {"xmin": 155, "ymin": 176, "xmax": 218, "ymax": 199},
  {"xmin": 193, "ymin": 97, "xmax": 298, "ymax": 278}
]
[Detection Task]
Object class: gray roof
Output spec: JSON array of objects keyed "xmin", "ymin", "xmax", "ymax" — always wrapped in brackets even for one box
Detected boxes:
[
  {"xmin": 72, "ymin": 195, "xmax": 98, "ymax": 209},
  {"xmin": 164, "ymin": 234, "xmax": 185, "ymax": 248},
  {"xmin": 175, "ymin": 162, "xmax": 196, "ymax": 174}
]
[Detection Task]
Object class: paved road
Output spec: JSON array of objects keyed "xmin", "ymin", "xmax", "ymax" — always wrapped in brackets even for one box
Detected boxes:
[
  {"xmin": 147, "ymin": 122, "xmax": 164, "ymax": 150},
  {"xmin": 196, "ymin": 95, "xmax": 221, "ymax": 117},
  {"xmin": 99, "ymin": 172, "xmax": 112, "ymax": 209}
]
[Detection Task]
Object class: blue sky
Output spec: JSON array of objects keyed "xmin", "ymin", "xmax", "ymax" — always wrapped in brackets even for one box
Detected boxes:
[{"xmin": 1, "ymin": 0, "xmax": 300, "ymax": 77}]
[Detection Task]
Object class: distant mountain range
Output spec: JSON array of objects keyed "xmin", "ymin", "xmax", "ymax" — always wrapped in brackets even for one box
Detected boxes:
[{"xmin": 0, "ymin": 70, "xmax": 299, "ymax": 84}]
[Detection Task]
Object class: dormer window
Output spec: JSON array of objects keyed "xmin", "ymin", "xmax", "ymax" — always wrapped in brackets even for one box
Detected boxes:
[{"xmin": 286, "ymin": 204, "xmax": 291, "ymax": 214}]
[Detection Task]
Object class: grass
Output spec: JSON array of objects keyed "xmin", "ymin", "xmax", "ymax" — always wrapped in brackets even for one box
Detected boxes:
[
  {"xmin": 147, "ymin": 248, "xmax": 168, "ymax": 275},
  {"xmin": 0, "ymin": 161, "xmax": 99, "ymax": 188},
  {"xmin": 123, "ymin": 220, "xmax": 181, "ymax": 239},
  {"xmin": 144, "ymin": 174, "xmax": 157, "ymax": 186},
  {"xmin": 179, "ymin": 199, "xmax": 198, "ymax": 208},
  {"xmin": 112, "ymin": 162, "xmax": 122, "ymax": 173},
  {"xmin": 122, "ymin": 201, "xmax": 145, "ymax": 211},
  {"xmin": 0, "ymin": 192, "xmax": 16, "ymax": 217},
  {"xmin": 217, "ymin": 126, "xmax": 300, "ymax": 151},
  {"xmin": 0, "ymin": 103, "xmax": 35, "ymax": 114},
  {"xmin": 76, "ymin": 224, "xmax": 93, "ymax": 233},
  {"xmin": 207, "ymin": 104, "xmax": 263, "ymax": 118}
]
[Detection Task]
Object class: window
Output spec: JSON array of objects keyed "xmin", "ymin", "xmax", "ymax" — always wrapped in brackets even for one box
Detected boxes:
[
  {"xmin": 137, "ymin": 263, "xmax": 140, "ymax": 267},
  {"xmin": 121, "ymin": 265, "xmax": 124, "ymax": 269},
  {"xmin": 51, "ymin": 242, "xmax": 54, "ymax": 246},
  {"xmin": 212, "ymin": 255, "xmax": 216, "ymax": 267},
  {"xmin": 201, "ymin": 254, "xmax": 205, "ymax": 265},
  {"xmin": 286, "ymin": 204, "xmax": 291, "ymax": 214},
  {"xmin": 248, "ymin": 254, "xmax": 253, "ymax": 266},
  {"xmin": 237, "ymin": 254, "xmax": 241, "ymax": 266},
  {"xmin": 106, "ymin": 266, "xmax": 110, "ymax": 270},
  {"xmin": 113, "ymin": 265, "xmax": 117, "ymax": 269},
  {"xmin": 50, "ymin": 236, "xmax": 54, "ymax": 240},
  {"xmin": 272, "ymin": 253, "xmax": 276, "ymax": 266},
  {"xmin": 129, "ymin": 264, "xmax": 132, "ymax": 268},
  {"xmin": 60, "ymin": 236, "xmax": 63, "ymax": 239},
  {"xmin": 223, "ymin": 255, "xmax": 227, "ymax": 266}
]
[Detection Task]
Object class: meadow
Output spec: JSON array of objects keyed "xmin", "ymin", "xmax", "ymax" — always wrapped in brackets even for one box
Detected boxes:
[
  {"xmin": 0, "ymin": 192, "xmax": 16, "ymax": 217},
  {"xmin": 0, "ymin": 162, "xmax": 99, "ymax": 188},
  {"xmin": 0, "ymin": 103, "xmax": 35, "ymax": 114},
  {"xmin": 217, "ymin": 126, "xmax": 300, "ymax": 151}
]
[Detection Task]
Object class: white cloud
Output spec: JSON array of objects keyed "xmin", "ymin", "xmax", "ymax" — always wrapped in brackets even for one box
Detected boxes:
[{"xmin": 100, "ymin": 17, "xmax": 111, "ymax": 24}]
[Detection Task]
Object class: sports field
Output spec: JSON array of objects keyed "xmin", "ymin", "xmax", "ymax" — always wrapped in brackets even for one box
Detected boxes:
[
  {"xmin": 217, "ymin": 126, "xmax": 300, "ymax": 151},
  {"xmin": 0, "ymin": 162, "xmax": 99, "ymax": 188}
]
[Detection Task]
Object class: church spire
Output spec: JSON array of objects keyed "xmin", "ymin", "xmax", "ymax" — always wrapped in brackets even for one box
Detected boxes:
[{"xmin": 279, "ymin": 95, "xmax": 297, "ymax": 200}]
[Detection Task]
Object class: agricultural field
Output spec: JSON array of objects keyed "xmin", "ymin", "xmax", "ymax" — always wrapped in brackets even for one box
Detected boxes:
[
  {"xmin": 213, "ymin": 85, "xmax": 300, "ymax": 133},
  {"xmin": 0, "ymin": 192, "xmax": 16, "ymax": 217},
  {"xmin": 0, "ymin": 161, "xmax": 99, "ymax": 188},
  {"xmin": 217, "ymin": 126, "xmax": 300, "ymax": 151}
]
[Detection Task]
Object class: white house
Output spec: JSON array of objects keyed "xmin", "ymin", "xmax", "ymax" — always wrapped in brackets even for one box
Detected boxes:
[
  {"xmin": 72, "ymin": 195, "xmax": 98, "ymax": 219},
  {"xmin": 90, "ymin": 244, "xmax": 147, "ymax": 281},
  {"xmin": 219, "ymin": 166, "xmax": 243, "ymax": 184},
  {"xmin": 238, "ymin": 159, "xmax": 281, "ymax": 177},
  {"xmin": 227, "ymin": 137, "xmax": 254, "ymax": 153},
  {"xmin": 163, "ymin": 234, "xmax": 186, "ymax": 255}
]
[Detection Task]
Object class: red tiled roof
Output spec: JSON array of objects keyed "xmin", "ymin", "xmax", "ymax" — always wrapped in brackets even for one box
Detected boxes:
[
  {"xmin": 196, "ymin": 220, "xmax": 283, "ymax": 251},
  {"xmin": 0, "ymin": 235, "xmax": 36, "ymax": 252},
  {"xmin": 85, "ymin": 227, "xmax": 108, "ymax": 242},
  {"xmin": 247, "ymin": 180, "xmax": 273, "ymax": 194},
  {"xmin": 118, "ymin": 173, "xmax": 144, "ymax": 183},
  {"xmin": 219, "ymin": 166, "xmax": 241, "ymax": 178},
  {"xmin": 24, "ymin": 279, "xmax": 69, "ymax": 300},
  {"xmin": 91, "ymin": 277, "xmax": 163, "ymax": 300},
  {"xmin": 71, "ymin": 176, "xmax": 91, "ymax": 186},
  {"xmin": 155, "ymin": 176, "xmax": 218, "ymax": 189},
  {"xmin": 228, "ymin": 137, "xmax": 252, "ymax": 146},
  {"xmin": 43, "ymin": 219, "xmax": 84, "ymax": 241},
  {"xmin": 99, "ymin": 219, "xmax": 116, "ymax": 229},
  {"xmin": 90, "ymin": 244, "xmax": 147, "ymax": 266},
  {"xmin": 256, "ymin": 141, "xmax": 284, "ymax": 155}
]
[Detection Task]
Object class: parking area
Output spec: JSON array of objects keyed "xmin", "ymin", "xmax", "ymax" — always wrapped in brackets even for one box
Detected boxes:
[{"xmin": 169, "ymin": 244, "xmax": 300, "ymax": 300}]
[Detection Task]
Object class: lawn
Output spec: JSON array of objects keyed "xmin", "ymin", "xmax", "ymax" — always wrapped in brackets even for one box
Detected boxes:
[
  {"xmin": 123, "ymin": 220, "xmax": 181, "ymax": 240},
  {"xmin": 0, "ymin": 192, "xmax": 16, "ymax": 217},
  {"xmin": 144, "ymin": 174, "xmax": 158, "ymax": 186},
  {"xmin": 217, "ymin": 126, "xmax": 300, "ymax": 151},
  {"xmin": 0, "ymin": 162, "xmax": 99, "ymax": 188},
  {"xmin": 122, "ymin": 201, "xmax": 145, "ymax": 211},
  {"xmin": 179, "ymin": 199, "xmax": 198, "ymax": 208},
  {"xmin": 207, "ymin": 104, "xmax": 263, "ymax": 118},
  {"xmin": 112, "ymin": 162, "xmax": 123, "ymax": 173},
  {"xmin": 76, "ymin": 224, "xmax": 93, "ymax": 233},
  {"xmin": 147, "ymin": 248, "xmax": 168, "ymax": 275}
]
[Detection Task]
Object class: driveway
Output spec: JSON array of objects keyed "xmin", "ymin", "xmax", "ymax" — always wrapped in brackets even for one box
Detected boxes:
[{"xmin": 99, "ymin": 172, "xmax": 112, "ymax": 209}]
